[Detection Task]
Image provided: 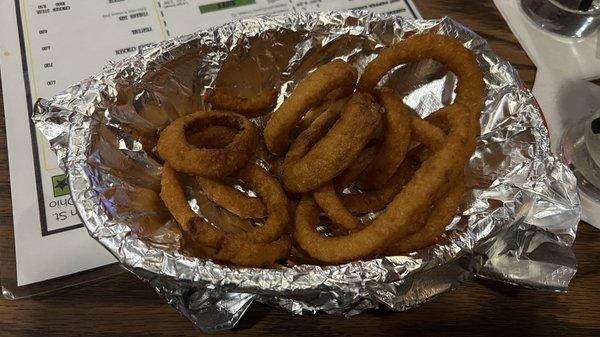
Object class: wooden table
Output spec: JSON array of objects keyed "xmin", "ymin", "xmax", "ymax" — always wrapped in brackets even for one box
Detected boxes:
[{"xmin": 1, "ymin": 1, "xmax": 598, "ymax": 336}]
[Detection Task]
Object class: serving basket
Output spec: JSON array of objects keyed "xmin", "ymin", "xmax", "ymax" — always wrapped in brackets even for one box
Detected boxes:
[{"xmin": 33, "ymin": 11, "xmax": 580, "ymax": 331}]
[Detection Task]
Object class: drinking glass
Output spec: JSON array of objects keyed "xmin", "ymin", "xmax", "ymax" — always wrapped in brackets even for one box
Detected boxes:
[
  {"xmin": 521, "ymin": 0, "xmax": 600, "ymax": 38},
  {"xmin": 560, "ymin": 114, "xmax": 600, "ymax": 201}
]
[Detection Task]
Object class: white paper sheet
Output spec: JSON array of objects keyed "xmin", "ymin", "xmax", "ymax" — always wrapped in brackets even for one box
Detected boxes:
[{"xmin": 0, "ymin": 0, "xmax": 420, "ymax": 286}]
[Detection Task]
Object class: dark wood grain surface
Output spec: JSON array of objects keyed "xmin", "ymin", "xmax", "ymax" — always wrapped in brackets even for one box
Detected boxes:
[{"xmin": 0, "ymin": 1, "xmax": 598, "ymax": 336}]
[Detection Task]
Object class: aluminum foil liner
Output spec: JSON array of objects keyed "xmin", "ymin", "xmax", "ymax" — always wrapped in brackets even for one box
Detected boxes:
[{"xmin": 33, "ymin": 11, "xmax": 580, "ymax": 332}]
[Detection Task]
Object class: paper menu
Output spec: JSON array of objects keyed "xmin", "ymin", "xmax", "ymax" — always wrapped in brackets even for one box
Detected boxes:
[{"xmin": 0, "ymin": 0, "xmax": 420, "ymax": 288}]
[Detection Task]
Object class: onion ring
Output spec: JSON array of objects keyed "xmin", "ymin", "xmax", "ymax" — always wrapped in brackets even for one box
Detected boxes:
[
  {"xmin": 357, "ymin": 88, "xmax": 412, "ymax": 190},
  {"xmin": 195, "ymin": 193, "xmax": 255, "ymax": 234},
  {"xmin": 229, "ymin": 163, "xmax": 290, "ymax": 243},
  {"xmin": 160, "ymin": 164, "xmax": 222, "ymax": 248},
  {"xmin": 357, "ymin": 34, "xmax": 485, "ymax": 117},
  {"xmin": 314, "ymin": 156, "xmax": 420, "ymax": 232},
  {"xmin": 196, "ymin": 176, "xmax": 267, "ymax": 219},
  {"xmin": 160, "ymin": 163, "xmax": 291, "ymax": 266},
  {"xmin": 264, "ymin": 59, "xmax": 358, "ymax": 155},
  {"xmin": 157, "ymin": 111, "xmax": 258, "ymax": 177},
  {"xmin": 294, "ymin": 104, "xmax": 471, "ymax": 264},
  {"xmin": 385, "ymin": 179, "xmax": 466, "ymax": 255},
  {"xmin": 369, "ymin": 87, "xmax": 446, "ymax": 152},
  {"xmin": 297, "ymin": 96, "xmax": 350, "ymax": 132},
  {"xmin": 313, "ymin": 183, "xmax": 360, "ymax": 232},
  {"xmin": 215, "ymin": 236, "xmax": 291, "ymax": 267},
  {"xmin": 410, "ymin": 116, "xmax": 445, "ymax": 150},
  {"xmin": 339, "ymin": 157, "xmax": 420, "ymax": 214},
  {"xmin": 334, "ymin": 145, "xmax": 379, "ymax": 189},
  {"xmin": 282, "ymin": 93, "xmax": 382, "ymax": 193},
  {"xmin": 204, "ymin": 87, "xmax": 278, "ymax": 118},
  {"xmin": 297, "ymin": 102, "xmax": 331, "ymax": 132},
  {"xmin": 186, "ymin": 125, "xmax": 238, "ymax": 149}
]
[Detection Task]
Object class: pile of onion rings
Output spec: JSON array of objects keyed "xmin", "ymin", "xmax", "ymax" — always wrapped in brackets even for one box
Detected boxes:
[{"xmin": 156, "ymin": 34, "xmax": 484, "ymax": 267}]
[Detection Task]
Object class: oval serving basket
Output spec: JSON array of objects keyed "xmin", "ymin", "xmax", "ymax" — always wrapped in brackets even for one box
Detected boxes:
[{"xmin": 34, "ymin": 11, "xmax": 580, "ymax": 332}]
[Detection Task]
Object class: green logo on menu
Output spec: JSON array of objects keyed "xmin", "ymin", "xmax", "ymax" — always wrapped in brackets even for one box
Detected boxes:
[
  {"xmin": 52, "ymin": 174, "xmax": 70, "ymax": 197},
  {"xmin": 199, "ymin": 0, "xmax": 256, "ymax": 13}
]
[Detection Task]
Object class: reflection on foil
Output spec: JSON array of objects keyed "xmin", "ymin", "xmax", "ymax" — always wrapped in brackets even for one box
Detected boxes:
[{"xmin": 33, "ymin": 11, "xmax": 580, "ymax": 332}]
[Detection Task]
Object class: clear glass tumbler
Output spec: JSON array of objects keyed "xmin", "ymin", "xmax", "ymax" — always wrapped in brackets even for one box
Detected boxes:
[
  {"xmin": 521, "ymin": 0, "xmax": 600, "ymax": 38},
  {"xmin": 560, "ymin": 114, "xmax": 600, "ymax": 202}
]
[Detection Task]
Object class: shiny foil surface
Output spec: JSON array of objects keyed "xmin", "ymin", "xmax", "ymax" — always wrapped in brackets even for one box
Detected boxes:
[{"xmin": 33, "ymin": 11, "xmax": 580, "ymax": 332}]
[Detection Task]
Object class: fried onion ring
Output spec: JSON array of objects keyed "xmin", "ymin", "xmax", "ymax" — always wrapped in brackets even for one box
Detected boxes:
[
  {"xmin": 314, "ymin": 183, "xmax": 360, "ymax": 232},
  {"xmin": 357, "ymin": 34, "xmax": 485, "ymax": 116},
  {"xmin": 204, "ymin": 87, "xmax": 278, "ymax": 118},
  {"xmin": 334, "ymin": 145, "xmax": 379, "ymax": 189},
  {"xmin": 215, "ymin": 235, "xmax": 291, "ymax": 267},
  {"xmin": 297, "ymin": 102, "xmax": 331, "ymax": 132},
  {"xmin": 187, "ymin": 125, "xmax": 238, "ymax": 148},
  {"xmin": 264, "ymin": 59, "xmax": 358, "ymax": 155},
  {"xmin": 339, "ymin": 158, "xmax": 420, "ymax": 214},
  {"xmin": 160, "ymin": 163, "xmax": 291, "ymax": 267},
  {"xmin": 195, "ymin": 193, "xmax": 255, "ymax": 233},
  {"xmin": 410, "ymin": 116, "xmax": 445, "ymax": 150},
  {"xmin": 357, "ymin": 88, "xmax": 412, "ymax": 190},
  {"xmin": 157, "ymin": 111, "xmax": 258, "ymax": 177},
  {"xmin": 282, "ymin": 93, "xmax": 382, "ymax": 193},
  {"xmin": 368, "ymin": 88, "xmax": 446, "ymax": 152},
  {"xmin": 314, "ymin": 156, "xmax": 420, "ymax": 233},
  {"xmin": 160, "ymin": 164, "xmax": 222, "ymax": 248},
  {"xmin": 294, "ymin": 105, "xmax": 471, "ymax": 264},
  {"xmin": 385, "ymin": 178, "xmax": 466, "ymax": 255},
  {"xmin": 196, "ymin": 176, "xmax": 267, "ymax": 219},
  {"xmin": 297, "ymin": 96, "xmax": 350, "ymax": 132},
  {"xmin": 231, "ymin": 163, "xmax": 291, "ymax": 243}
]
